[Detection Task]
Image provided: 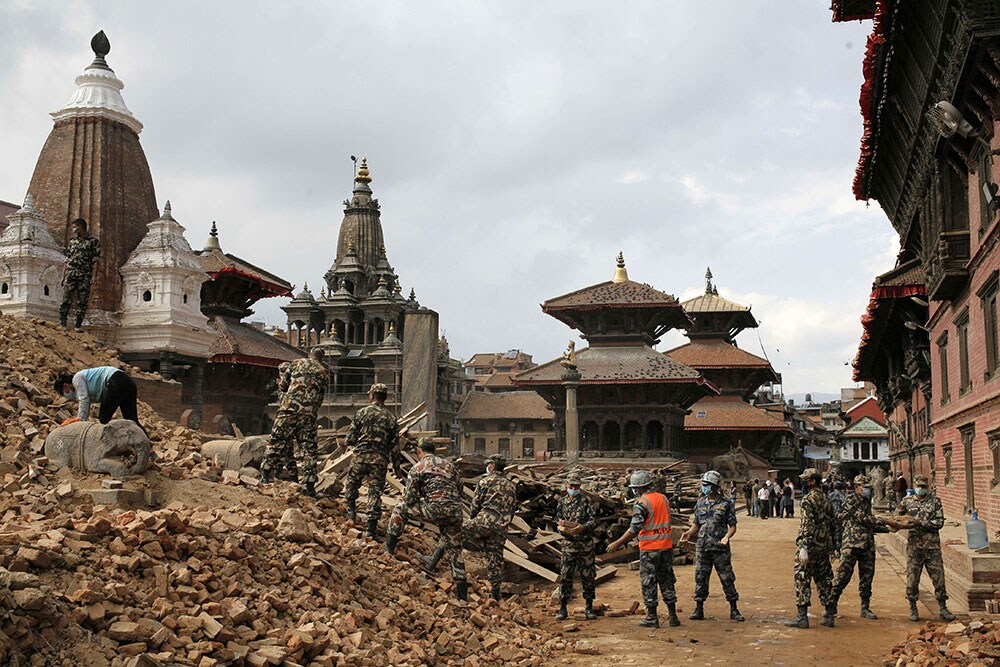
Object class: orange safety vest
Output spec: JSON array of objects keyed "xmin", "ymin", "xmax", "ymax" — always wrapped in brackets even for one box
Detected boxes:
[{"xmin": 637, "ymin": 492, "xmax": 672, "ymax": 551}]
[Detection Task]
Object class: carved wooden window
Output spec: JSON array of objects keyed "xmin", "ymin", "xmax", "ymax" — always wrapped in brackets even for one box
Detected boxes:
[
  {"xmin": 522, "ymin": 437, "xmax": 534, "ymax": 458},
  {"xmin": 943, "ymin": 443, "xmax": 953, "ymax": 486},
  {"xmin": 547, "ymin": 437, "xmax": 557, "ymax": 452},
  {"xmin": 980, "ymin": 151, "xmax": 995, "ymax": 236},
  {"xmin": 960, "ymin": 423, "xmax": 976, "ymax": 512},
  {"xmin": 473, "ymin": 438, "xmax": 486, "ymax": 454},
  {"xmin": 498, "ymin": 438, "xmax": 510, "ymax": 457},
  {"xmin": 979, "ymin": 271, "xmax": 1000, "ymax": 380},
  {"xmin": 938, "ymin": 332, "xmax": 951, "ymax": 405},
  {"xmin": 988, "ymin": 428, "xmax": 1000, "ymax": 491},
  {"xmin": 956, "ymin": 308, "xmax": 971, "ymax": 395}
]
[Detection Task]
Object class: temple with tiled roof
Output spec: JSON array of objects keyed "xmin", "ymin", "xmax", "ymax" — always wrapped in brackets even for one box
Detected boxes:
[
  {"xmin": 667, "ymin": 268, "xmax": 794, "ymax": 472},
  {"xmin": 513, "ymin": 254, "xmax": 717, "ymax": 457}
]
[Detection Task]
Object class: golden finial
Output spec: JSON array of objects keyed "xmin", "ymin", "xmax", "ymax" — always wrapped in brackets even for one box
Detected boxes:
[
  {"xmin": 612, "ymin": 251, "xmax": 629, "ymax": 283},
  {"xmin": 356, "ymin": 157, "xmax": 371, "ymax": 184}
]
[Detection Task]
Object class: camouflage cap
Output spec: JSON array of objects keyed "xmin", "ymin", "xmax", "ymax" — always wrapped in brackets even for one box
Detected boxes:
[
  {"xmin": 485, "ymin": 454, "xmax": 507, "ymax": 471},
  {"xmin": 369, "ymin": 382, "xmax": 388, "ymax": 394},
  {"xmin": 799, "ymin": 468, "xmax": 822, "ymax": 481},
  {"xmin": 853, "ymin": 474, "xmax": 870, "ymax": 486},
  {"xmin": 913, "ymin": 474, "xmax": 929, "ymax": 485},
  {"xmin": 565, "ymin": 472, "xmax": 582, "ymax": 486}
]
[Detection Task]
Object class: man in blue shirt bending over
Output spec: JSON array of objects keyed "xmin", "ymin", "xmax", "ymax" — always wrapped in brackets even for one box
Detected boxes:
[{"xmin": 53, "ymin": 366, "xmax": 147, "ymax": 436}]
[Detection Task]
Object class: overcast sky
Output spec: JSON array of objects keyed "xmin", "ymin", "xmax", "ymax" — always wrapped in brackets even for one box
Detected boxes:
[{"xmin": 0, "ymin": 1, "xmax": 896, "ymax": 395}]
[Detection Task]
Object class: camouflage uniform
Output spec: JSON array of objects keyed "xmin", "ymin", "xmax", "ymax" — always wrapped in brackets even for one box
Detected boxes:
[
  {"xmin": 884, "ymin": 477, "xmax": 897, "ymax": 510},
  {"xmin": 691, "ymin": 495, "xmax": 740, "ymax": 602},
  {"xmin": 628, "ymin": 492, "xmax": 677, "ymax": 609},
  {"xmin": 262, "ymin": 358, "xmax": 327, "ymax": 482},
  {"xmin": 557, "ymin": 493, "xmax": 597, "ymax": 602},
  {"xmin": 60, "ymin": 233, "xmax": 100, "ymax": 325},
  {"xmin": 898, "ymin": 494, "xmax": 948, "ymax": 603},
  {"xmin": 832, "ymin": 491, "xmax": 889, "ymax": 602},
  {"xmin": 794, "ymin": 487, "xmax": 836, "ymax": 608},
  {"xmin": 389, "ymin": 454, "xmax": 466, "ymax": 584},
  {"xmin": 343, "ymin": 403, "xmax": 400, "ymax": 524},
  {"xmin": 828, "ymin": 487, "xmax": 847, "ymax": 551},
  {"xmin": 464, "ymin": 468, "xmax": 516, "ymax": 587}
]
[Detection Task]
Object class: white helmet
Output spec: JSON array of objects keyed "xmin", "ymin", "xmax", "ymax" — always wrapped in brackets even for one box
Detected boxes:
[
  {"xmin": 701, "ymin": 470, "xmax": 722, "ymax": 487},
  {"xmin": 629, "ymin": 470, "xmax": 653, "ymax": 488}
]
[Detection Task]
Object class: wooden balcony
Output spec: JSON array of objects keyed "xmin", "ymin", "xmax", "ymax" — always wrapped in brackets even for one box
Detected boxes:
[{"xmin": 927, "ymin": 230, "xmax": 970, "ymax": 302}]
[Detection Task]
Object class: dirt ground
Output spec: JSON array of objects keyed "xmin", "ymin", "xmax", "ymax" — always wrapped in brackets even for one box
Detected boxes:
[{"xmin": 543, "ymin": 510, "xmax": 953, "ymax": 666}]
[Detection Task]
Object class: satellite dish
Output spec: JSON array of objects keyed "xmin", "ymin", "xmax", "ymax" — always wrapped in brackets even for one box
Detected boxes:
[{"xmin": 928, "ymin": 101, "xmax": 976, "ymax": 139}]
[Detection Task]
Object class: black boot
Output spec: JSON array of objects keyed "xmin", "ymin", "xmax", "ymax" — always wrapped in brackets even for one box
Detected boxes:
[
  {"xmin": 820, "ymin": 604, "xmax": 836, "ymax": 627},
  {"xmin": 908, "ymin": 600, "xmax": 919, "ymax": 621},
  {"xmin": 555, "ymin": 600, "xmax": 568, "ymax": 621},
  {"xmin": 938, "ymin": 599, "xmax": 955, "ymax": 621},
  {"xmin": 785, "ymin": 605, "xmax": 809, "ymax": 628},
  {"xmin": 417, "ymin": 547, "xmax": 445, "ymax": 573},
  {"xmin": 491, "ymin": 583, "xmax": 501, "ymax": 602},
  {"xmin": 365, "ymin": 519, "xmax": 379, "ymax": 540},
  {"xmin": 456, "ymin": 581, "xmax": 468, "ymax": 602},
  {"xmin": 730, "ymin": 600, "xmax": 745, "ymax": 622},
  {"xmin": 584, "ymin": 600, "xmax": 597, "ymax": 620},
  {"xmin": 345, "ymin": 498, "xmax": 357, "ymax": 523},
  {"xmin": 288, "ymin": 467, "xmax": 299, "ymax": 484},
  {"xmin": 384, "ymin": 533, "xmax": 399, "ymax": 557},
  {"xmin": 259, "ymin": 468, "xmax": 272, "ymax": 484},
  {"xmin": 73, "ymin": 314, "xmax": 84, "ymax": 333},
  {"xmin": 860, "ymin": 598, "xmax": 877, "ymax": 619},
  {"xmin": 638, "ymin": 606, "xmax": 659, "ymax": 628},
  {"xmin": 689, "ymin": 601, "xmax": 704, "ymax": 620},
  {"xmin": 303, "ymin": 482, "xmax": 316, "ymax": 498},
  {"xmin": 667, "ymin": 602, "xmax": 681, "ymax": 627}
]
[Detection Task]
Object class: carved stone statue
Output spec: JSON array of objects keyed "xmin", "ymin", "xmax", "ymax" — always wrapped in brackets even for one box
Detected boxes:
[
  {"xmin": 560, "ymin": 340, "xmax": 578, "ymax": 370},
  {"xmin": 711, "ymin": 445, "xmax": 752, "ymax": 483},
  {"xmin": 868, "ymin": 465, "xmax": 886, "ymax": 507}
]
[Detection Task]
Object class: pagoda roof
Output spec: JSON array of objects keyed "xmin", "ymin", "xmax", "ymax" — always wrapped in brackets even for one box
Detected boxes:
[
  {"xmin": 512, "ymin": 345, "xmax": 717, "ymax": 389},
  {"xmin": 682, "ymin": 291, "xmax": 750, "ymax": 314},
  {"xmin": 458, "ymin": 391, "xmax": 552, "ymax": 421},
  {"xmin": 667, "ymin": 340, "xmax": 775, "ymax": 370},
  {"xmin": 209, "ymin": 317, "xmax": 305, "ymax": 367},
  {"xmin": 544, "ymin": 279, "xmax": 686, "ymax": 313},
  {"xmin": 831, "ymin": 0, "xmax": 876, "ymax": 22},
  {"xmin": 685, "ymin": 396, "xmax": 792, "ymax": 432},
  {"xmin": 198, "ymin": 247, "xmax": 293, "ymax": 298}
]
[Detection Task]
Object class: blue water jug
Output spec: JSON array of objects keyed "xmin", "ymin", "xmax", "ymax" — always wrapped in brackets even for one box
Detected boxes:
[{"xmin": 966, "ymin": 510, "xmax": 988, "ymax": 550}]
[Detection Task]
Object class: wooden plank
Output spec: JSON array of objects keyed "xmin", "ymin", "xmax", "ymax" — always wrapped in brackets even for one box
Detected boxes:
[
  {"xmin": 528, "ymin": 532, "xmax": 563, "ymax": 549},
  {"xmin": 595, "ymin": 564, "xmax": 617, "ymax": 584},
  {"xmin": 503, "ymin": 550, "xmax": 558, "ymax": 582},
  {"xmin": 598, "ymin": 546, "xmax": 637, "ymax": 564},
  {"xmin": 510, "ymin": 516, "xmax": 533, "ymax": 534},
  {"xmin": 504, "ymin": 539, "xmax": 529, "ymax": 559}
]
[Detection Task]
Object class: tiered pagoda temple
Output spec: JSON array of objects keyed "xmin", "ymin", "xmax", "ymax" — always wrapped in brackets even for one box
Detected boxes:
[
  {"xmin": 667, "ymin": 269, "xmax": 793, "ymax": 468},
  {"xmin": 513, "ymin": 255, "xmax": 717, "ymax": 457}
]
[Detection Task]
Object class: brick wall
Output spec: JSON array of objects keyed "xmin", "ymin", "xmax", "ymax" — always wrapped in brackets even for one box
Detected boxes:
[{"xmin": 133, "ymin": 376, "xmax": 184, "ymax": 422}]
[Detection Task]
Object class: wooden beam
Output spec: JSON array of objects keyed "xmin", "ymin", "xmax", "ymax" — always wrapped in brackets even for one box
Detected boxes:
[{"xmin": 503, "ymin": 550, "xmax": 558, "ymax": 582}]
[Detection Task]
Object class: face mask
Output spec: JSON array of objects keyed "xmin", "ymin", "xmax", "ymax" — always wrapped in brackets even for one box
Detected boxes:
[
  {"xmin": 567, "ymin": 488, "xmax": 580, "ymax": 496},
  {"xmin": 701, "ymin": 485, "xmax": 712, "ymax": 495},
  {"xmin": 915, "ymin": 487, "xmax": 928, "ymax": 497},
  {"xmin": 861, "ymin": 488, "xmax": 872, "ymax": 498}
]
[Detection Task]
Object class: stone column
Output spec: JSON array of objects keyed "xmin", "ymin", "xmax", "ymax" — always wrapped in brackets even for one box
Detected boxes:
[
  {"xmin": 159, "ymin": 352, "xmax": 174, "ymax": 380},
  {"xmin": 562, "ymin": 369, "xmax": 582, "ymax": 464},
  {"xmin": 363, "ymin": 321, "xmax": 371, "ymax": 345}
]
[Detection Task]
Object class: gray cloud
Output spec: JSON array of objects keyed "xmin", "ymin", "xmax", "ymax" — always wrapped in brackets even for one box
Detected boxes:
[{"xmin": 0, "ymin": 1, "xmax": 891, "ymax": 394}]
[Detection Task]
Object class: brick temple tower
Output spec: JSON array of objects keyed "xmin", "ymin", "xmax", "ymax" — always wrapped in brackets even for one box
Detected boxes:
[{"xmin": 26, "ymin": 30, "xmax": 158, "ymax": 319}]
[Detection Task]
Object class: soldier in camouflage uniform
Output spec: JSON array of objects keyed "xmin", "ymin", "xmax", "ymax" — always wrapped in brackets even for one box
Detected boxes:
[
  {"xmin": 555, "ymin": 473, "xmax": 598, "ymax": 621},
  {"xmin": 261, "ymin": 349, "xmax": 327, "ymax": 497},
  {"xmin": 458, "ymin": 454, "xmax": 517, "ymax": 600},
  {"xmin": 828, "ymin": 480, "xmax": 848, "ymax": 551},
  {"xmin": 897, "ymin": 474, "xmax": 955, "ymax": 621},
  {"xmin": 884, "ymin": 475, "xmax": 897, "ymax": 510},
  {"xmin": 831, "ymin": 474, "xmax": 893, "ymax": 620},
  {"xmin": 343, "ymin": 383, "xmax": 401, "ymax": 538},
  {"xmin": 607, "ymin": 470, "xmax": 681, "ymax": 628},
  {"xmin": 786, "ymin": 468, "xmax": 837, "ymax": 629},
  {"xmin": 386, "ymin": 439, "xmax": 468, "ymax": 601},
  {"xmin": 60, "ymin": 218, "xmax": 100, "ymax": 331},
  {"xmin": 679, "ymin": 470, "xmax": 745, "ymax": 622}
]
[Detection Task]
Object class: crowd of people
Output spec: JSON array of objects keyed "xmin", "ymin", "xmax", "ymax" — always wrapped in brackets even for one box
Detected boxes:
[{"xmin": 742, "ymin": 477, "xmax": 796, "ymax": 519}]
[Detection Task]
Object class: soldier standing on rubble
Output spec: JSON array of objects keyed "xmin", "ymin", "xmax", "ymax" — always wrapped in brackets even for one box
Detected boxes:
[
  {"xmin": 343, "ymin": 382, "xmax": 402, "ymax": 539},
  {"xmin": 458, "ymin": 453, "xmax": 516, "ymax": 601},
  {"xmin": 59, "ymin": 218, "xmax": 100, "ymax": 332},
  {"xmin": 386, "ymin": 439, "xmax": 468, "ymax": 601},
  {"xmin": 555, "ymin": 472, "xmax": 598, "ymax": 621},
  {"xmin": 897, "ymin": 473, "xmax": 956, "ymax": 622},
  {"xmin": 786, "ymin": 468, "xmax": 837, "ymax": 629},
  {"xmin": 678, "ymin": 470, "xmax": 745, "ymax": 622},
  {"xmin": 830, "ymin": 474, "xmax": 894, "ymax": 621},
  {"xmin": 260, "ymin": 349, "xmax": 327, "ymax": 497},
  {"xmin": 606, "ymin": 470, "xmax": 680, "ymax": 628}
]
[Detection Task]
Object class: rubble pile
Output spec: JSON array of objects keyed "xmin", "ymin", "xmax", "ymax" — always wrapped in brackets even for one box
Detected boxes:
[
  {"xmin": 885, "ymin": 619, "xmax": 1000, "ymax": 666},
  {"xmin": 0, "ymin": 493, "xmax": 560, "ymax": 666}
]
